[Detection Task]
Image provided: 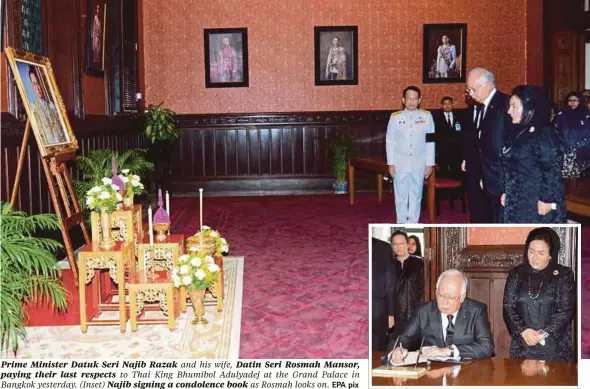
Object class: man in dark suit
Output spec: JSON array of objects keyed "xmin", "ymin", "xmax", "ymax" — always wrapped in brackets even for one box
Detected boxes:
[
  {"xmin": 372, "ymin": 237, "xmax": 397, "ymax": 351},
  {"xmin": 434, "ymin": 96, "xmax": 463, "ymax": 179},
  {"xmin": 464, "ymin": 67, "xmax": 511, "ymax": 223},
  {"xmin": 388, "ymin": 269, "xmax": 494, "ymax": 361}
]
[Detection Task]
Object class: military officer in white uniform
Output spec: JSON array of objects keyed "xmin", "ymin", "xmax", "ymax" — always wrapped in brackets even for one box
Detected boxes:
[{"xmin": 386, "ymin": 86, "xmax": 435, "ymax": 223}]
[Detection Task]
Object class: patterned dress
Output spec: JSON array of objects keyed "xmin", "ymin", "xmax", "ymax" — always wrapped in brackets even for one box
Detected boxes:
[
  {"xmin": 501, "ymin": 125, "xmax": 566, "ymax": 223},
  {"xmin": 503, "ymin": 263, "xmax": 575, "ymax": 361}
]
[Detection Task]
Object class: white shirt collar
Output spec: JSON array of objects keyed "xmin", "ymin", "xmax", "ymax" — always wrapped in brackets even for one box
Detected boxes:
[
  {"xmin": 441, "ymin": 309, "xmax": 459, "ymax": 323},
  {"xmin": 482, "ymin": 88, "xmax": 497, "ymax": 108}
]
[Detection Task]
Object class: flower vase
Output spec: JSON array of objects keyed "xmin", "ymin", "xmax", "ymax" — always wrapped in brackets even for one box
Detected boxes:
[
  {"xmin": 99, "ymin": 207, "xmax": 115, "ymax": 249},
  {"xmin": 124, "ymin": 194, "xmax": 134, "ymax": 208},
  {"xmin": 116, "ymin": 191, "xmax": 125, "ymax": 210},
  {"xmin": 189, "ymin": 288, "xmax": 208, "ymax": 325}
]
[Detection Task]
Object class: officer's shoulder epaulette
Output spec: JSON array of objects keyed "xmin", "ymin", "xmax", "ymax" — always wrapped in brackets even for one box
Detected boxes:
[
  {"xmin": 391, "ymin": 111, "xmax": 403, "ymax": 116},
  {"xmin": 418, "ymin": 108, "xmax": 431, "ymax": 113}
]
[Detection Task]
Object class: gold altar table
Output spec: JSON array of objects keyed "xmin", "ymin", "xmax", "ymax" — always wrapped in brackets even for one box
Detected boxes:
[
  {"xmin": 78, "ymin": 241, "xmax": 133, "ymax": 333},
  {"xmin": 128, "ymin": 271, "xmax": 176, "ymax": 331},
  {"xmin": 91, "ymin": 204, "xmax": 143, "ymax": 256}
]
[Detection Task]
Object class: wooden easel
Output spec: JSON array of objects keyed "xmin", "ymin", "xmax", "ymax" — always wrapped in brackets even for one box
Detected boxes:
[{"xmin": 9, "ymin": 119, "xmax": 90, "ymax": 287}]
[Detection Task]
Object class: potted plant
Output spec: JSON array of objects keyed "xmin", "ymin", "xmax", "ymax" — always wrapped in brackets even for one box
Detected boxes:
[
  {"xmin": 85, "ymin": 178, "xmax": 123, "ymax": 249},
  {"xmin": 0, "ymin": 202, "xmax": 68, "ymax": 354},
  {"xmin": 145, "ymin": 102, "xmax": 180, "ymax": 191},
  {"xmin": 74, "ymin": 148, "xmax": 153, "ymax": 216},
  {"xmin": 329, "ymin": 131, "xmax": 357, "ymax": 194},
  {"xmin": 172, "ymin": 253, "xmax": 221, "ymax": 325}
]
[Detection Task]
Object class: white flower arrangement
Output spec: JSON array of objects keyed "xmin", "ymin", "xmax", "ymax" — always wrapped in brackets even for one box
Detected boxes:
[
  {"xmin": 119, "ymin": 169, "xmax": 145, "ymax": 197},
  {"xmin": 85, "ymin": 179, "xmax": 122, "ymax": 214},
  {"xmin": 193, "ymin": 225, "xmax": 229, "ymax": 257},
  {"xmin": 172, "ymin": 253, "xmax": 220, "ymax": 290}
]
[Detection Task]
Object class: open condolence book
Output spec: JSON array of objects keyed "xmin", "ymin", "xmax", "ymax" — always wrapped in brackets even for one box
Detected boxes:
[{"xmin": 372, "ymin": 351, "xmax": 429, "ymax": 378}]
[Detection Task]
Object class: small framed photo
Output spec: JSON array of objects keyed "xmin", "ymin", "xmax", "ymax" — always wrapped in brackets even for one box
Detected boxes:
[
  {"xmin": 86, "ymin": 0, "xmax": 107, "ymax": 76},
  {"xmin": 5, "ymin": 48, "xmax": 78, "ymax": 157},
  {"xmin": 314, "ymin": 26, "xmax": 358, "ymax": 86},
  {"xmin": 204, "ymin": 28, "xmax": 249, "ymax": 88},
  {"xmin": 423, "ymin": 24, "xmax": 467, "ymax": 84}
]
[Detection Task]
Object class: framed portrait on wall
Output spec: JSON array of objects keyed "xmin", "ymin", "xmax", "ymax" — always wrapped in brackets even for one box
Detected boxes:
[
  {"xmin": 423, "ymin": 24, "xmax": 467, "ymax": 84},
  {"xmin": 314, "ymin": 26, "xmax": 358, "ymax": 86},
  {"xmin": 204, "ymin": 28, "xmax": 249, "ymax": 88},
  {"xmin": 5, "ymin": 47, "xmax": 78, "ymax": 157},
  {"xmin": 86, "ymin": 0, "xmax": 106, "ymax": 77}
]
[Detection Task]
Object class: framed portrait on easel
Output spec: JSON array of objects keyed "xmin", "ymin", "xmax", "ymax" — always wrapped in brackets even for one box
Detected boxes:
[
  {"xmin": 5, "ymin": 48, "xmax": 78, "ymax": 157},
  {"xmin": 5, "ymin": 47, "xmax": 86, "ymax": 284}
]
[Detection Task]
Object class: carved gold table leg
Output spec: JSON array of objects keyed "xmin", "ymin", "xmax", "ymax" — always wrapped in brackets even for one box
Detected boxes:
[
  {"xmin": 166, "ymin": 284, "xmax": 175, "ymax": 330},
  {"xmin": 129, "ymin": 288, "xmax": 138, "ymax": 332},
  {"xmin": 79, "ymin": 254, "xmax": 88, "ymax": 333}
]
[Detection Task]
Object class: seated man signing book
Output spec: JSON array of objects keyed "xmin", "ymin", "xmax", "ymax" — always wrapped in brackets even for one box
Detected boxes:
[{"xmin": 387, "ymin": 269, "xmax": 494, "ymax": 362}]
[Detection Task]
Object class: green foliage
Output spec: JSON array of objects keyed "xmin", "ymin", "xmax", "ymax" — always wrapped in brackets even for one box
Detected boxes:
[
  {"xmin": 74, "ymin": 149, "xmax": 154, "ymax": 215},
  {"xmin": 329, "ymin": 131, "xmax": 357, "ymax": 183},
  {"xmin": 0, "ymin": 203, "xmax": 68, "ymax": 354},
  {"xmin": 145, "ymin": 103, "xmax": 181, "ymax": 144}
]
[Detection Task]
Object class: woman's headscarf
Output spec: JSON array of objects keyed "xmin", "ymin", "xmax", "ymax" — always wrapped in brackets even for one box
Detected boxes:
[
  {"xmin": 511, "ymin": 85, "xmax": 552, "ymax": 130},
  {"xmin": 562, "ymin": 91, "xmax": 585, "ymax": 111},
  {"xmin": 555, "ymin": 91, "xmax": 590, "ymax": 133},
  {"xmin": 519, "ymin": 228, "xmax": 561, "ymax": 287}
]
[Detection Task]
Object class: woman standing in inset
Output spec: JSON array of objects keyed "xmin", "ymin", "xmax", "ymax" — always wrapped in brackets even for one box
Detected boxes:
[{"xmin": 503, "ymin": 228, "xmax": 575, "ymax": 361}]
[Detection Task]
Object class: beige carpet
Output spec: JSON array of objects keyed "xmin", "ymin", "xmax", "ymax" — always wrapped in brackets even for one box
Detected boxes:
[{"xmin": 3, "ymin": 257, "xmax": 243, "ymax": 359}]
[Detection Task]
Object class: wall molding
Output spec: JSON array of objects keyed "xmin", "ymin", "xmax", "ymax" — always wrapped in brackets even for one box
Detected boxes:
[{"xmin": 175, "ymin": 110, "xmax": 392, "ymax": 128}]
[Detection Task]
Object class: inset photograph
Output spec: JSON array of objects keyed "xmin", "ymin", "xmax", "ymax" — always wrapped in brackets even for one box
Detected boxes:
[{"xmin": 371, "ymin": 225, "xmax": 579, "ymax": 387}]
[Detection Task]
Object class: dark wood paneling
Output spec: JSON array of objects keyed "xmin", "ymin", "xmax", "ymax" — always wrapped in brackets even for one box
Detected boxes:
[
  {"xmin": 465, "ymin": 271, "xmax": 510, "ymax": 358},
  {"xmin": 171, "ymin": 111, "xmax": 392, "ymax": 194},
  {"xmin": 1, "ymin": 113, "xmax": 145, "ymax": 214}
]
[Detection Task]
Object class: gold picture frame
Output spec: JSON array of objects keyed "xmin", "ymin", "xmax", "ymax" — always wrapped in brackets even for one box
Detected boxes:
[{"xmin": 5, "ymin": 47, "xmax": 78, "ymax": 157}]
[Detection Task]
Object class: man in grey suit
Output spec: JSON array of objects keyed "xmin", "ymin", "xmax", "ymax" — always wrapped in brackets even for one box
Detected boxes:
[{"xmin": 388, "ymin": 269, "xmax": 494, "ymax": 361}]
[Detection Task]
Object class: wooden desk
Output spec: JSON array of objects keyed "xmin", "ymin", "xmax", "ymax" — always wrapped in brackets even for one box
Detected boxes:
[
  {"xmin": 348, "ymin": 157, "xmax": 435, "ymax": 221},
  {"xmin": 371, "ymin": 352, "xmax": 577, "ymax": 386}
]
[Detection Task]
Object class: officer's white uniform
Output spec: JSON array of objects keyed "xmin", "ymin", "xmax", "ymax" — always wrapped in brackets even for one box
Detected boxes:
[{"xmin": 386, "ymin": 108, "xmax": 435, "ymax": 223}]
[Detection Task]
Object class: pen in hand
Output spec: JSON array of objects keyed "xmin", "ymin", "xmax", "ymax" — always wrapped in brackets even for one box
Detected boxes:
[
  {"xmin": 415, "ymin": 336, "xmax": 425, "ymax": 369},
  {"xmin": 388, "ymin": 336, "xmax": 400, "ymax": 367}
]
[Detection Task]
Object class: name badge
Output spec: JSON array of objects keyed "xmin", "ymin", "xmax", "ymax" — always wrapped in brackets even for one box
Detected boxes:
[{"xmin": 455, "ymin": 123, "xmax": 461, "ymax": 131}]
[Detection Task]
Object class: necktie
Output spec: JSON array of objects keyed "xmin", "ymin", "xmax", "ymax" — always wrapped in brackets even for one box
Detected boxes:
[
  {"xmin": 446, "ymin": 113, "xmax": 451, "ymax": 126},
  {"xmin": 475, "ymin": 104, "xmax": 484, "ymax": 128},
  {"xmin": 445, "ymin": 315, "xmax": 455, "ymax": 346}
]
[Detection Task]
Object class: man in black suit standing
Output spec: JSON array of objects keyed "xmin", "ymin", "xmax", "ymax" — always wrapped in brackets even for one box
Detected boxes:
[
  {"xmin": 463, "ymin": 67, "xmax": 511, "ymax": 223},
  {"xmin": 387, "ymin": 269, "xmax": 494, "ymax": 361},
  {"xmin": 372, "ymin": 237, "xmax": 397, "ymax": 351},
  {"xmin": 434, "ymin": 96, "xmax": 463, "ymax": 179}
]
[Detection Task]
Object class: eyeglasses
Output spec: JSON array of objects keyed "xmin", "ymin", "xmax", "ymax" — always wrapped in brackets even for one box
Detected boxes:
[
  {"xmin": 436, "ymin": 292, "xmax": 460, "ymax": 303},
  {"xmin": 568, "ymin": 99, "xmax": 580, "ymax": 103}
]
